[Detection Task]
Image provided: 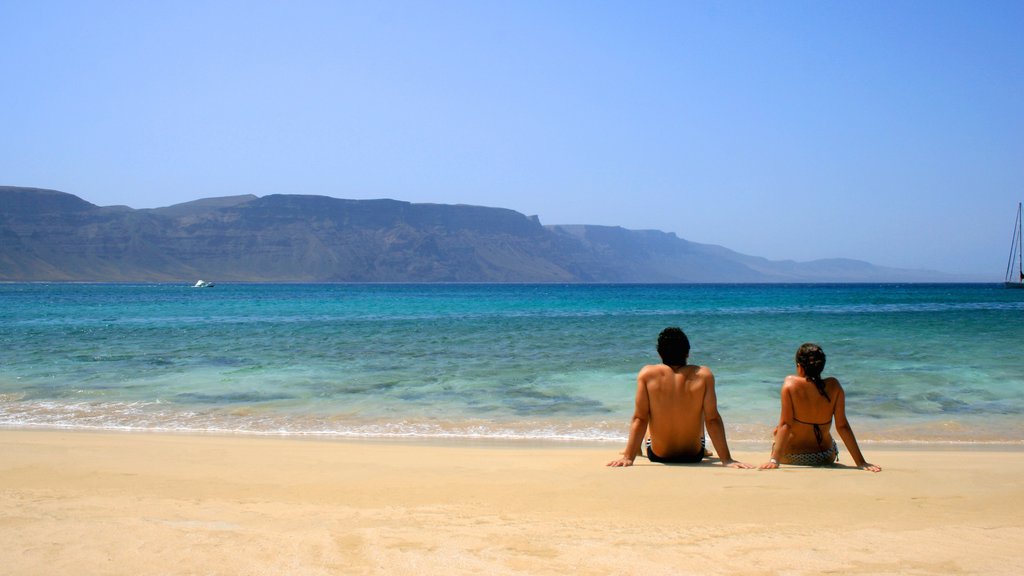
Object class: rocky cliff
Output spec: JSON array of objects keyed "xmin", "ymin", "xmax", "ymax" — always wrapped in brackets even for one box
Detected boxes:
[{"xmin": 0, "ymin": 186, "xmax": 951, "ymax": 282}]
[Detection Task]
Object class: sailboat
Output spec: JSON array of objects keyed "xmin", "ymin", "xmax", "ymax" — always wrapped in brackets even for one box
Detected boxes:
[{"xmin": 1006, "ymin": 202, "xmax": 1024, "ymax": 289}]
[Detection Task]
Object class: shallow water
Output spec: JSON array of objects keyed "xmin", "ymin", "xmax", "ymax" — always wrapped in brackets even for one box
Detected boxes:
[{"xmin": 1, "ymin": 283, "xmax": 1022, "ymax": 444}]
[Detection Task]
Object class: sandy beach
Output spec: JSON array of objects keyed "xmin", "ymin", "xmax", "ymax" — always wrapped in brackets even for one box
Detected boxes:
[{"xmin": 1, "ymin": 430, "xmax": 1021, "ymax": 575}]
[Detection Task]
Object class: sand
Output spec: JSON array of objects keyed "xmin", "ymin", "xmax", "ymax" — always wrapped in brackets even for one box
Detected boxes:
[{"xmin": 1, "ymin": 430, "xmax": 1022, "ymax": 575}]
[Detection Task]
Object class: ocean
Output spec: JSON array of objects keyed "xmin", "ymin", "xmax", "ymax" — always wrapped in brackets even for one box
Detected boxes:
[{"xmin": 1, "ymin": 283, "xmax": 1022, "ymax": 445}]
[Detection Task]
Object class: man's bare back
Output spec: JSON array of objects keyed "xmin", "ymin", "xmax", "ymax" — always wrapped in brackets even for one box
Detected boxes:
[
  {"xmin": 607, "ymin": 327, "xmax": 749, "ymax": 468},
  {"xmin": 642, "ymin": 363, "xmax": 710, "ymax": 459}
]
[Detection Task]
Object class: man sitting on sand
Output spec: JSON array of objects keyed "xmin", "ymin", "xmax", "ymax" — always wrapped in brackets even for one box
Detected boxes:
[{"xmin": 607, "ymin": 327, "xmax": 750, "ymax": 468}]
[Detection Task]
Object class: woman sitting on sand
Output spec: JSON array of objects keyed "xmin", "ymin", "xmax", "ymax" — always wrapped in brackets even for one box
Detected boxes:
[{"xmin": 760, "ymin": 343, "xmax": 881, "ymax": 472}]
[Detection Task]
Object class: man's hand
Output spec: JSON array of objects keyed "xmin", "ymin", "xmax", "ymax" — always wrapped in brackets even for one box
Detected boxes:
[
  {"xmin": 606, "ymin": 457, "xmax": 635, "ymax": 467},
  {"xmin": 722, "ymin": 460, "xmax": 754, "ymax": 469}
]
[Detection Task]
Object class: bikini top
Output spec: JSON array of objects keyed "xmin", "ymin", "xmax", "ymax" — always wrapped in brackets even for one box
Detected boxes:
[{"xmin": 793, "ymin": 416, "xmax": 832, "ymax": 448}]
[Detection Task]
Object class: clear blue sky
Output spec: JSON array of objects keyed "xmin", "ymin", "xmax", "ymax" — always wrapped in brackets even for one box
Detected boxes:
[{"xmin": 3, "ymin": 1, "xmax": 1022, "ymax": 276}]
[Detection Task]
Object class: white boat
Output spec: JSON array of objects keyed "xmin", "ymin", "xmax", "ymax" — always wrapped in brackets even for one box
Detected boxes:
[
  {"xmin": 1005, "ymin": 202, "xmax": 1023, "ymax": 289},
  {"xmin": 193, "ymin": 280, "xmax": 215, "ymax": 288}
]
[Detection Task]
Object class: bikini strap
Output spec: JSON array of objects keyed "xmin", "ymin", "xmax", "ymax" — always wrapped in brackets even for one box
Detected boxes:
[{"xmin": 792, "ymin": 417, "xmax": 831, "ymax": 449}]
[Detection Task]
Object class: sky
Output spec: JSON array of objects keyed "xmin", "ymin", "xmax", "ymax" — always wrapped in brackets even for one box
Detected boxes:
[{"xmin": 2, "ymin": 1, "xmax": 1022, "ymax": 277}]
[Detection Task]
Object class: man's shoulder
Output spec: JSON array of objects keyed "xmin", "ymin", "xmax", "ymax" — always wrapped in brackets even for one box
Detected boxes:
[
  {"xmin": 640, "ymin": 363, "xmax": 710, "ymax": 373},
  {"xmin": 690, "ymin": 364, "xmax": 714, "ymax": 378},
  {"xmin": 639, "ymin": 363, "xmax": 671, "ymax": 376},
  {"xmin": 640, "ymin": 363, "xmax": 713, "ymax": 380}
]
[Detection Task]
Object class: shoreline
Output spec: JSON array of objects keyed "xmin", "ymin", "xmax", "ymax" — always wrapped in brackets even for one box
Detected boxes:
[
  {"xmin": 3, "ymin": 428, "xmax": 1023, "ymax": 575},
  {"xmin": 2, "ymin": 423, "xmax": 1023, "ymax": 451}
]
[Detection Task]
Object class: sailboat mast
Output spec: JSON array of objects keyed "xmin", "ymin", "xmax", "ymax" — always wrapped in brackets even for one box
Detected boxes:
[
  {"xmin": 1006, "ymin": 203, "xmax": 1023, "ymax": 285},
  {"xmin": 1018, "ymin": 203, "xmax": 1023, "ymax": 282}
]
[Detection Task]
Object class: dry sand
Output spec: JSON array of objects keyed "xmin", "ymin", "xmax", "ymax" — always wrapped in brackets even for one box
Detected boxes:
[{"xmin": 1, "ymin": 429, "xmax": 1022, "ymax": 575}]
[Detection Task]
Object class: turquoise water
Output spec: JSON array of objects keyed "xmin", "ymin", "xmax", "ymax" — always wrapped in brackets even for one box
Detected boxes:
[{"xmin": 1, "ymin": 283, "xmax": 1022, "ymax": 444}]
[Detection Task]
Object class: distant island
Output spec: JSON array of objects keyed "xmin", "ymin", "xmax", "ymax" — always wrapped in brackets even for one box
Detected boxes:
[{"xmin": 0, "ymin": 186, "xmax": 968, "ymax": 283}]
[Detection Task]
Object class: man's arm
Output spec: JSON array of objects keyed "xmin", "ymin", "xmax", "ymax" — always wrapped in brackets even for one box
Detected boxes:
[
  {"xmin": 702, "ymin": 369, "xmax": 751, "ymax": 469},
  {"xmin": 607, "ymin": 373, "xmax": 650, "ymax": 467}
]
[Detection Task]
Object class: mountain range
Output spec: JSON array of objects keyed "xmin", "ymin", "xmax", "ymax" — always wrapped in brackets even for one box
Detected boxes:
[{"xmin": 0, "ymin": 186, "xmax": 962, "ymax": 283}]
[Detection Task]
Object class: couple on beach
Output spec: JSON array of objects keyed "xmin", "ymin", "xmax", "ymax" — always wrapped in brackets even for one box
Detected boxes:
[{"xmin": 606, "ymin": 327, "xmax": 881, "ymax": 472}]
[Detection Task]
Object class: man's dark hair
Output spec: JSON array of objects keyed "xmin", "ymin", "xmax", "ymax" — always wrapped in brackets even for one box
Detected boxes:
[{"xmin": 657, "ymin": 327, "xmax": 690, "ymax": 366}]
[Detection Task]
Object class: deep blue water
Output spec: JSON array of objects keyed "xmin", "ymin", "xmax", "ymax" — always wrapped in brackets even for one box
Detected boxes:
[{"xmin": 1, "ymin": 283, "xmax": 1022, "ymax": 443}]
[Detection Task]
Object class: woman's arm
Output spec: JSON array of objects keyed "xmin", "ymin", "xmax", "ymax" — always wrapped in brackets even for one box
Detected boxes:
[
  {"xmin": 833, "ymin": 382, "xmax": 881, "ymax": 472},
  {"xmin": 760, "ymin": 378, "xmax": 795, "ymax": 469}
]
